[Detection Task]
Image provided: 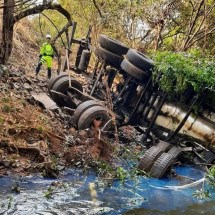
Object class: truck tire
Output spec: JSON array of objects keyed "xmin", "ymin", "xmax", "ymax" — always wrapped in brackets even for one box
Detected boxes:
[
  {"xmin": 98, "ymin": 34, "xmax": 129, "ymax": 56},
  {"xmin": 121, "ymin": 59, "xmax": 149, "ymax": 82},
  {"xmin": 150, "ymin": 153, "xmax": 176, "ymax": 178},
  {"xmin": 138, "ymin": 146, "xmax": 164, "ymax": 172},
  {"xmin": 52, "ymin": 76, "xmax": 83, "ymax": 107},
  {"xmin": 78, "ymin": 106, "xmax": 111, "ymax": 130},
  {"xmin": 73, "ymin": 100, "xmax": 103, "ymax": 127},
  {"xmin": 126, "ymin": 49, "xmax": 154, "ymax": 72},
  {"xmin": 48, "ymin": 72, "xmax": 68, "ymax": 95},
  {"xmin": 156, "ymin": 140, "xmax": 172, "ymax": 151},
  {"xmin": 94, "ymin": 45, "xmax": 123, "ymax": 68},
  {"xmin": 167, "ymin": 147, "xmax": 182, "ymax": 159}
]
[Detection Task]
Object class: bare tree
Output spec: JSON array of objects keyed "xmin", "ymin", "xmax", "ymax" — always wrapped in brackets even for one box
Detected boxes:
[
  {"xmin": 181, "ymin": 0, "xmax": 215, "ymax": 51},
  {"xmin": 0, "ymin": 0, "xmax": 71, "ymax": 64}
]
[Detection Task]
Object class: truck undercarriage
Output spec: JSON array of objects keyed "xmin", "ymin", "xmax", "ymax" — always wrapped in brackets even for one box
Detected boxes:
[{"xmin": 48, "ymin": 25, "xmax": 215, "ymax": 178}]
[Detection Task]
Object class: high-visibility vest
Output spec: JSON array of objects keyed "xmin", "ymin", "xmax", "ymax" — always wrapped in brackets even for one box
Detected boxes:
[{"xmin": 40, "ymin": 42, "xmax": 54, "ymax": 56}]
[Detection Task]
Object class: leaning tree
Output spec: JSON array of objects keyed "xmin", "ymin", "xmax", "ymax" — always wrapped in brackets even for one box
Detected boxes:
[{"xmin": 0, "ymin": 0, "xmax": 72, "ymax": 64}]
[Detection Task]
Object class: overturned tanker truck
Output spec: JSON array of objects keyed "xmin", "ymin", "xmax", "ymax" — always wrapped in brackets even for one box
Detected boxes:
[{"xmin": 48, "ymin": 32, "xmax": 215, "ymax": 178}]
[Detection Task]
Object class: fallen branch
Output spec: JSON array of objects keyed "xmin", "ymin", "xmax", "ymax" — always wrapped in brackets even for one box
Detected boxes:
[
  {"xmin": 45, "ymin": 131, "xmax": 65, "ymax": 141},
  {"xmin": 14, "ymin": 2, "xmax": 71, "ymax": 23}
]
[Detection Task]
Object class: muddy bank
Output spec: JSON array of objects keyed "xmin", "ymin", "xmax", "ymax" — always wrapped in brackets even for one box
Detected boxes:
[{"xmin": 0, "ymin": 65, "xmax": 142, "ymax": 177}]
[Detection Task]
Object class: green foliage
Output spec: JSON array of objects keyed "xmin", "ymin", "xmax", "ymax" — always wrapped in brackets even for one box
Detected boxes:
[
  {"xmin": 0, "ymin": 116, "xmax": 4, "ymax": 125},
  {"xmin": 28, "ymin": 0, "xmax": 215, "ymax": 56},
  {"xmin": 193, "ymin": 188, "xmax": 210, "ymax": 199},
  {"xmin": 39, "ymin": 114, "xmax": 49, "ymax": 125},
  {"xmin": 44, "ymin": 187, "xmax": 54, "ymax": 199},
  {"xmin": 97, "ymin": 160, "xmax": 148, "ymax": 183},
  {"xmin": 193, "ymin": 165, "xmax": 215, "ymax": 199},
  {"xmin": 129, "ymin": 167, "xmax": 148, "ymax": 178},
  {"xmin": 116, "ymin": 167, "xmax": 128, "ymax": 183},
  {"xmin": 37, "ymin": 125, "xmax": 44, "ymax": 133},
  {"xmin": 120, "ymin": 145, "xmax": 144, "ymax": 162},
  {"xmin": 152, "ymin": 51, "xmax": 215, "ymax": 97},
  {"xmin": 206, "ymin": 165, "xmax": 215, "ymax": 187},
  {"xmin": 2, "ymin": 105, "xmax": 11, "ymax": 113},
  {"xmin": 7, "ymin": 196, "xmax": 13, "ymax": 210},
  {"xmin": 2, "ymin": 97, "xmax": 9, "ymax": 103},
  {"xmin": 96, "ymin": 161, "xmax": 116, "ymax": 180}
]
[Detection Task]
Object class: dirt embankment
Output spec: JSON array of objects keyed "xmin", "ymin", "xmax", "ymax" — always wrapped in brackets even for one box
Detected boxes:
[
  {"xmin": 0, "ymin": 65, "xmax": 118, "ymax": 177},
  {"xmin": 0, "ymin": 18, "xmax": 117, "ymax": 177},
  {"xmin": 0, "ymin": 18, "xmax": 143, "ymax": 178}
]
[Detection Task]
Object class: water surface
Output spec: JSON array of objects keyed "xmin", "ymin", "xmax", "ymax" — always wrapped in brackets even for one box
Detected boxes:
[{"xmin": 0, "ymin": 166, "xmax": 214, "ymax": 215}]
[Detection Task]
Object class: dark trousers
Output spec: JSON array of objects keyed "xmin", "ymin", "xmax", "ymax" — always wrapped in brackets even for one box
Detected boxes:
[{"xmin": 36, "ymin": 63, "xmax": 52, "ymax": 79}]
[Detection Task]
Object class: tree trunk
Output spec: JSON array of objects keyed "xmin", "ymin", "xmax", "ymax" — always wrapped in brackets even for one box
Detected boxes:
[
  {"xmin": 0, "ymin": 0, "xmax": 15, "ymax": 64},
  {"xmin": 0, "ymin": 1, "xmax": 71, "ymax": 65}
]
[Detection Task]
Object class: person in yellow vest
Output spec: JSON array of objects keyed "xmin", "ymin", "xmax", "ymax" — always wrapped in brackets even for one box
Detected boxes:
[{"xmin": 36, "ymin": 34, "xmax": 54, "ymax": 79}]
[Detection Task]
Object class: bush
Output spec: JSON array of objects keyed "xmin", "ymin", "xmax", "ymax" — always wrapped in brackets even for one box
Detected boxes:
[{"xmin": 152, "ymin": 51, "xmax": 215, "ymax": 96}]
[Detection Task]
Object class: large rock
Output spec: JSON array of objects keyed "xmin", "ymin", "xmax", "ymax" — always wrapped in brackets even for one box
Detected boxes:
[{"xmin": 31, "ymin": 92, "xmax": 58, "ymax": 110}]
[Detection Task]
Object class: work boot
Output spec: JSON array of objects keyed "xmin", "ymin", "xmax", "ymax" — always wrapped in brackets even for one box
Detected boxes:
[
  {"xmin": 35, "ymin": 62, "xmax": 42, "ymax": 75},
  {"xmin": 47, "ymin": 68, "xmax": 51, "ymax": 79}
]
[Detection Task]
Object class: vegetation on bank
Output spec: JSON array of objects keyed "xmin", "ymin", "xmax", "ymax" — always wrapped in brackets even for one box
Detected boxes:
[
  {"xmin": 153, "ymin": 52, "xmax": 215, "ymax": 95},
  {"xmin": 193, "ymin": 165, "xmax": 215, "ymax": 199}
]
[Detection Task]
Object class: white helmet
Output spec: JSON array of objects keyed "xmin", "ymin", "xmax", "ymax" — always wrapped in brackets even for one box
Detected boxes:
[{"xmin": 46, "ymin": 34, "xmax": 51, "ymax": 39}]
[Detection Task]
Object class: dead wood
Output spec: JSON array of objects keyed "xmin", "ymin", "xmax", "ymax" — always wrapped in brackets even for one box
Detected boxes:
[
  {"xmin": 45, "ymin": 131, "xmax": 65, "ymax": 141},
  {"xmin": 14, "ymin": 2, "xmax": 71, "ymax": 23}
]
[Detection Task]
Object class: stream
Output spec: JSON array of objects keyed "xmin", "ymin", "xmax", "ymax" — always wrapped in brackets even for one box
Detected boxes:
[{"xmin": 1, "ymin": 166, "xmax": 215, "ymax": 215}]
